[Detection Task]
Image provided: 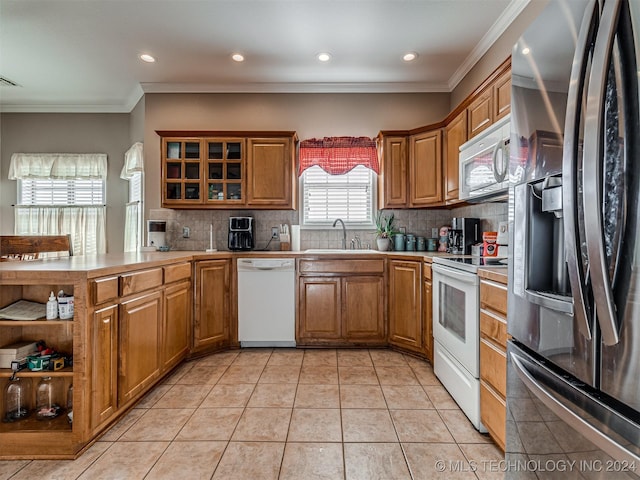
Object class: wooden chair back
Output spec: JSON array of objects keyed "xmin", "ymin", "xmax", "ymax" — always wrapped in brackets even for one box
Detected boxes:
[{"xmin": 0, "ymin": 235, "xmax": 73, "ymax": 261}]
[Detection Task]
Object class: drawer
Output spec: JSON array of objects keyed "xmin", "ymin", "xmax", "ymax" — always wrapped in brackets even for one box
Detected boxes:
[
  {"xmin": 480, "ymin": 310, "xmax": 507, "ymax": 348},
  {"xmin": 480, "ymin": 380, "xmax": 506, "ymax": 452},
  {"xmin": 164, "ymin": 262, "xmax": 192, "ymax": 284},
  {"xmin": 480, "ymin": 337, "xmax": 506, "ymax": 397},
  {"xmin": 92, "ymin": 276, "xmax": 119, "ymax": 305},
  {"xmin": 480, "ymin": 279, "xmax": 507, "ymax": 316},
  {"xmin": 423, "ymin": 263, "xmax": 432, "ymax": 281},
  {"xmin": 120, "ymin": 268, "xmax": 163, "ymax": 297},
  {"xmin": 299, "ymin": 259, "xmax": 384, "ymax": 275}
]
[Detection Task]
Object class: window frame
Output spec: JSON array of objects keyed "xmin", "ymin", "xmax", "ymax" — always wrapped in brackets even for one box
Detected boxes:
[{"xmin": 299, "ymin": 165, "xmax": 377, "ymax": 229}]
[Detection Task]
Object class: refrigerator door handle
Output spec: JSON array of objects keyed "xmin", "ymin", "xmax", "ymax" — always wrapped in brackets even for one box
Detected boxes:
[
  {"xmin": 583, "ymin": 0, "xmax": 621, "ymax": 346},
  {"xmin": 511, "ymin": 350, "xmax": 640, "ymax": 465},
  {"xmin": 562, "ymin": 0, "xmax": 598, "ymax": 341}
]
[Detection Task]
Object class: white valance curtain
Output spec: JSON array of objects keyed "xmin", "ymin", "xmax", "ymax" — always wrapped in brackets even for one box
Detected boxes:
[
  {"xmin": 9, "ymin": 153, "xmax": 108, "ymax": 179},
  {"xmin": 121, "ymin": 143, "xmax": 144, "ymax": 252},
  {"xmin": 120, "ymin": 143, "xmax": 143, "ymax": 179},
  {"xmin": 10, "ymin": 152, "xmax": 107, "ymax": 256}
]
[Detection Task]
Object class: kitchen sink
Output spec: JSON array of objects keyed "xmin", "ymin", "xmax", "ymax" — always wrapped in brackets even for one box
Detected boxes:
[{"xmin": 304, "ymin": 249, "xmax": 381, "ymax": 254}]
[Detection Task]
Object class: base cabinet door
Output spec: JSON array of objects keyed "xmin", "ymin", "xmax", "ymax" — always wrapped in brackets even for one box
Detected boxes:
[
  {"xmin": 298, "ymin": 277, "xmax": 341, "ymax": 342},
  {"xmin": 162, "ymin": 280, "xmax": 191, "ymax": 371},
  {"xmin": 343, "ymin": 276, "xmax": 385, "ymax": 342},
  {"xmin": 193, "ymin": 260, "xmax": 231, "ymax": 352},
  {"xmin": 388, "ymin": 260, "xmax": 423, "ymax": 352},
  {"xmin": 92, "ymin": 304, "xmax": 118, "ymax": 430},
  {"xmin": 118, "ymin": 291, "xmax": 162, "ymax": 405}
]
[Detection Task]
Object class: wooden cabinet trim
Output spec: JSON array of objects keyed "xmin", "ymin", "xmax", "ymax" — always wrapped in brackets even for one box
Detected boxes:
[
  {"xmin": 480, "ymin": 380, "xmax": 506, "ymax": 452},
  {"xmin": 480, "ymin": 338, "xmax": 506, "ymax": 397}
]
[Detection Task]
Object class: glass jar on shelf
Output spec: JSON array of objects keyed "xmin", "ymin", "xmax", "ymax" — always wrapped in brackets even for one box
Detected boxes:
[
  {"xmin": 35, "ymin": 376, "xmax": 62, "ymax": 420},
  {"xmin": 3, "ymin": 375, "xmax": 31, "ymax": 422}
]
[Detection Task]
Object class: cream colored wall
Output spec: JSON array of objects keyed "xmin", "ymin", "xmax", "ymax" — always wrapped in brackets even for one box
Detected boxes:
[
  {"xmin": 143, "ymin": 92, "xmax": 450, "ymax": 215},
  {"xmin": 0, "ymin": 113, "xmax": 130, "ymax": 252},
  {"xmin": 450, "ymin": 0, "xmax": 551, "ymax": 110}
]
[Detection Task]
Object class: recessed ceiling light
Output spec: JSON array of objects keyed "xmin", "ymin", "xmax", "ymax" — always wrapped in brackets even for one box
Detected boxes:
[
  {"xmin": 403, "ymin": 52, "xmax": 418, "ymax": 62},
  {"xmin": 232, "ymin": 53, "xmax": 245, "ymax": 62},
  {"xmin": 522, "ymin": 47, "xmax": 531, "ymax": 55},
  {"xmin": 317, "ymin": 52, "xmax": 331, "ymax": 62},
  {"xmin": 140, "ymin": 54, "xmax": 156, "ymax": 63}
]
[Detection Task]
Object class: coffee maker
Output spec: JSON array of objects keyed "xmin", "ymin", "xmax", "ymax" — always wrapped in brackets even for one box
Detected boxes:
[
  {"xmin": 448, "ymin": 217, "xmax": 481, "ymax": 254},
  {"xmin": 228, "ymin": 216, "xmax": 255, "ymax": 251}
]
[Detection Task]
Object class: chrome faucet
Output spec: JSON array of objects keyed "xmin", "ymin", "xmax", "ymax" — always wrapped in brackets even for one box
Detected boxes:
[{"xmin": 332, "ymin": 218, "xmax": 347, "ymax": 249}]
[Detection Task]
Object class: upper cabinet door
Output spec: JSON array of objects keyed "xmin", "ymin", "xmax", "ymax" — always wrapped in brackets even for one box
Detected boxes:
[
  {"xmin": 444, "ymin": 110, "xmax": 468, "ymax": 203},
  {"xmin": 410, "ymin": 129, "xmax": 442, "ymax": 206},
  {"xmin": 493, "ymin": 69, "xmax": 511, "ymax": 122},
  {"xmin": 162, "ymin": 138, "xmax": 204, "ymax": 205},
  {"xmin": 246, "ymin": 137, "xmax": 295, "ymax": 208},
  {"xmin": 204, "ymin": 138, "xmax": 245, "ymax": 206},
  {"xmin": 378, "ymin": 135, "xmax": 408, "ymax": 208},
  {"xmin": 467, "ymin": 88, "xmax": 493, "ymax": 139}
]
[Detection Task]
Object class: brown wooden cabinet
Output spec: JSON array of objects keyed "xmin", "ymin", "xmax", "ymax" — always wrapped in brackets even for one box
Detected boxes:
[
  {"xmin": 343, "ymin": 276, "xmax": 385, "ymax": 341},
  {"xmin": 193, "ymin": 259, "xmax": 231, "ymax": 353},
  {"xmin": 493, "ymin": 68, "xmax": 511, "ymax": 122},
  {"xmin": 388, "ymin": 259, "xmax": 422, "ymax": 353},
  {"xmin": 159, "ymin": 131, "xmax": 297, "ymax": 210},
  {"xmin": 297, "ymin": 258, "xmax": 386, "ymax": 345},
  {"xmin": 443, "ymin": 110, "xmax": 467, "ymax": 204},
  {"xmin": 118, "ymin": 291, "xmax": 162, "ymax": 406},
  {"xmin": 247, "ymin": 137, "xmax": 296, "ymax": 208},
  {"xmin": 162, "ymin": 280, "xmax": 191, "ymax": 371},
  {"xmin": 410, "ymin": 129, "xmax": 442, "ymax": 206},
  {"xmin": 91, "ymin": 304, "xmax": 118, "ymax": 430},
  {"xmin": 298, "ymin": 277, "xmax": 342, "ymax": 341},
  {"xmin": 422, "ymin": 263, "xmax": 433, "ymax": 363},
  {"xmin": 467, "ymin": 88, "xmax": 493, "ymax": 139},
  {"xmin": 478, "ymin": 271, "xmax": 508, "ymax": 452},
  {"xmin": 377, "ymin": 135, "xmax": 409, "ymax": 208}
]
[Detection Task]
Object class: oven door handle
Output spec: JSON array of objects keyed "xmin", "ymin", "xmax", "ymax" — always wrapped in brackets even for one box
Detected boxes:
[{"xmin": 432, "ymin": 264, "xmax": 478, "ymax": 285}]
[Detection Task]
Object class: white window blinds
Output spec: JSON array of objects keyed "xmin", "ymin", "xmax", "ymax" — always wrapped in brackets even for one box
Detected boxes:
[
  {"xmin": 302, "ymin": 165, "xmax": 375, "ymax": 227},
  {"xmin": 19, "ymin": 179, "xmax": 105, "ymax": 205}
]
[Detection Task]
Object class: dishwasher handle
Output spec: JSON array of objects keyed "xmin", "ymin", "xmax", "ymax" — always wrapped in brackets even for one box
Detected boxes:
[{"xmin": 237, "ymin": 258, "xmax": 295, "ymax": 271}]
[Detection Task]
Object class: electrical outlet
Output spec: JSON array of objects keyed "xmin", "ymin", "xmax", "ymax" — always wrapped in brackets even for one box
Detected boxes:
[
  {"xmin": 182, "ymin": 227, "xmax": 190, "ymax": 238},
  {"xmin": 271, "ymin": 227, "xmax": 279, "ymax": 239}
]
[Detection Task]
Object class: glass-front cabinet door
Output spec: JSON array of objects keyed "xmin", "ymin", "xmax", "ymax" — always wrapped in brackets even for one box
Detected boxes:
[
  {"xmin": 205, "ymin": 138, "xmax": 245, "ymax": 204},
  {"xmin": 162, "ymin": 138, "xmax": 203, "ymax": 205}
]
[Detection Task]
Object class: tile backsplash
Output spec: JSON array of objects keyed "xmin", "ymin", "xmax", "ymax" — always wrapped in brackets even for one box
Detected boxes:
[{"xmin": 150, "ymin": 201, "xmax": 507, "ymax": 252}]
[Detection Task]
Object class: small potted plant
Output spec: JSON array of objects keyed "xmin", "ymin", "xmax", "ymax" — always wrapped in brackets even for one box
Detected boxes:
[{"xmin": 375, "ymin": 211, "xmax": 396, "ymax": 251}]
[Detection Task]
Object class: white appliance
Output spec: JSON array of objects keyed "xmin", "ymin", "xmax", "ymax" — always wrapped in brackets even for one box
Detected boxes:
[
  {"xmin": 432, "ymin": 256, "xmax": 505, "ymax": 431},
  {"xmin": 237, "ymin": 257, "xmax": 296, "ymax": 347},
  {"xmin": 459, "ymin": 115, "xmax": 510, "ymax": 201},
  {"xmin": 147, "ymin": 220, "xmax": 167, "ymax": 248}
]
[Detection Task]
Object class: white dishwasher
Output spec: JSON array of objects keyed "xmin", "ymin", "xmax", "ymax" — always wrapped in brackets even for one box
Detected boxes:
[{"xmin": 237, "ymin": 257, "xmax": 296, "ymax": 347}]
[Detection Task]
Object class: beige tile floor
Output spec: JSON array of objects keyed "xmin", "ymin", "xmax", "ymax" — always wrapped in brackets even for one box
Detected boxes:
[{"xmin": 0, "ymin": 348, "xmax": 504, "ymax": 480}]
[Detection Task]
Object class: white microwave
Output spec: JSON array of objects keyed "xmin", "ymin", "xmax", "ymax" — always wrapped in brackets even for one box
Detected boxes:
[{"xmin": 459, "ymin": 115, "xmax": 510, "ymax": 201}]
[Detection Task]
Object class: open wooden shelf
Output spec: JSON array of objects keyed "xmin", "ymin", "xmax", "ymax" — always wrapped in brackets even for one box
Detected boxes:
[
  {"xmin": 0, "ymin": 319, "xmax": 73, "ymax": 326},
  {"xmin": 0, "ymin": 412, "xmax": 72, "ymax": 433},
  {"xmin": 0, "ymin": 367, "xmax": 73, "ymax": 378}
]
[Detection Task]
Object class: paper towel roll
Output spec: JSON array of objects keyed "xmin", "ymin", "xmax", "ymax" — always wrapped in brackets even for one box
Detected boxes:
[{"xmin": 291, "ymin": 225, "xmax": 300, "ymax": 251}]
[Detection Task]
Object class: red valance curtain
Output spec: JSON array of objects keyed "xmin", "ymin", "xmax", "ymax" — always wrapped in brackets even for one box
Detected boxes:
[{"xmin": 299, "ymin": 136, "xmax": 379, "ymax": 175}]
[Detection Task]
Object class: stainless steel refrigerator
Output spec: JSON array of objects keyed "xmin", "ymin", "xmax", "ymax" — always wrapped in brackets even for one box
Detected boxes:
[{"xmin": 507, "ymin": 0, "xmax": 640, "ymax": 477}]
